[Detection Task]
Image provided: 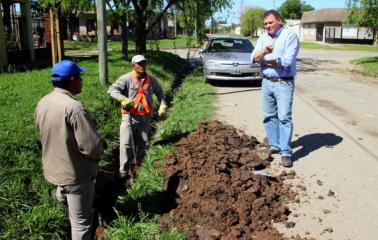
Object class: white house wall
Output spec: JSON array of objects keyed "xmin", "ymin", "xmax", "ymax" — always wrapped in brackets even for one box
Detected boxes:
[{"xmin": 302, "ymin": 23, "xmax": 317, "ymax": 41}]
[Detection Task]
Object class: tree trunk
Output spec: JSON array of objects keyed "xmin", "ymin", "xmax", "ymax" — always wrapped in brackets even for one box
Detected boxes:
[
  {"xmin": 121, "ymin": 15, "xmax": 128, "ymax": 58},
  {"xmin": 67, "ymin": 13, "xmax": 75, "ymax": 40},
  {"xmin": 135, "ymin": 17, "xmax": 147, "ymax": 54}
]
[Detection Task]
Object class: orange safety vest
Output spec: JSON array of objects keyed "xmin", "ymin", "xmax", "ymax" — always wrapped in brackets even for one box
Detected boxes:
[{"xmin": 121, "ymin": 73, "xmax": 152, "ymax": 116}]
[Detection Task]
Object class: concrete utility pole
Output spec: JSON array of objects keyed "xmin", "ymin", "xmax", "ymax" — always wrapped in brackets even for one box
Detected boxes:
[{"xmin": 96, "ymin": 0, "xmax": 108, "ymax": 85}]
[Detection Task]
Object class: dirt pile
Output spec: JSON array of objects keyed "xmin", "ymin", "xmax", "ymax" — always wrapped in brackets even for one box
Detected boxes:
[{"xmin": 160, "ymin": 121, "xmax": 298, "ymax": 239}]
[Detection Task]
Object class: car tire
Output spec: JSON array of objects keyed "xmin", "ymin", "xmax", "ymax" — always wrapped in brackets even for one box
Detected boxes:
[{"xmin": 203, "ymin": 77, "xmax": 209, "ymax": 84}]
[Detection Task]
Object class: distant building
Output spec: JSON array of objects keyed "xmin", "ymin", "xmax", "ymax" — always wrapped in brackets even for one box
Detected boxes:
[
  {"xmin": 234, "ymin": 26, "xmax": 241, "ymax": 35},
  {"xmin": 301, "ymin": 8, "xmax": 373, "ymax": 44},
  {"xmin": 285, "ymin": 20, "xmax": 300, "ymax": 39}
]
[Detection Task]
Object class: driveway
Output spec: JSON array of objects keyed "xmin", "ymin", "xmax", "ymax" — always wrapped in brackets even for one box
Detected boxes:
[{"xmin": 214, "ymin": 48, "xmax": 378, "ymax": 240}]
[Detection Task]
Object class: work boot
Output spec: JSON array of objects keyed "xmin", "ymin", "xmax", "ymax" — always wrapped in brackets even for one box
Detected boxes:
[
  {"xmin": 269, "ymin": 148, "xmax": 280, "ymax": 155},
  {"xmin": 281, "ymin": 156, "xmax": 293, "ymax": 168}
]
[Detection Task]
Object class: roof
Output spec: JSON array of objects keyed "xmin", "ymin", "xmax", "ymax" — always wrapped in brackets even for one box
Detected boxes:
[{"xmin": 301, "ymin": 8, "xmax": 348, "ymax": 24}]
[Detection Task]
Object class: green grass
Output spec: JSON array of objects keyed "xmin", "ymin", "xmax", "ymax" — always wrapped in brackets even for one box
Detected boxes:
[
  {"xmin": 300, "ymin": 41, "xmax": 378, "ymax": 51},
  {"xmin": 64, "ymin": 35, "xmax": 200, "ymax": 54},
  {"xmin": 350, "ymin": 56, "xmax": 378, "ymax": 77},
  {"xmin": 105, "ymin": 210, "xmax": 186, "ymax": 240},
  {"xmin": 0, "ymin": 48, "xmax": 193, "ymax": 239}
]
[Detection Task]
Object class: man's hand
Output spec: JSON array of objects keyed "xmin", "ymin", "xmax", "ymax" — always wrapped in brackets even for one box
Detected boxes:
[
  {"xmin": 158, "ymin": 102, "xmax": 168, "ymax": 117},
  {"xmin": 263, "ymin": 44, "xmax": 274, "ymax": 54},
  {"xmin": 118, "ymin": 96, "xmax": 133, "ymax": 110},
  {"xmin": 254, "ymin": 44, "xmax": 274, "ymax": 62}
]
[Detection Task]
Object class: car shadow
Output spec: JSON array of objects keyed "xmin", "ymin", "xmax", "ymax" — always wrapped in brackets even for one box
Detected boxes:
[
  {"xmin": 291, "ymin": 133, "xmax": 343, "ymax": 162},
  {"xmin": 198, "ymin": 87, "xmax": 260, "ymax": 97},
  {"xmin": 210, "ymin": 80, "xmax": 262, "ymax": 88}
]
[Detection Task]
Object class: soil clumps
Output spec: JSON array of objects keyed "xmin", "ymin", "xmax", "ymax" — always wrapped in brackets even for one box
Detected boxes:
[{"xmin": 160, "ymin": 121, "xmax": 298, "ymax": 239}]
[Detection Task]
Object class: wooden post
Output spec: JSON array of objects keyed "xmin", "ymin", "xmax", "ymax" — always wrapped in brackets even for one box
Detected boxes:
[
  {"xmin": 49, "ymin": 7, "xmax": 56, "ymax": 64},
  {"xmin": 55, "ymin": 9, "xmax": 62, "ymax": 61}
]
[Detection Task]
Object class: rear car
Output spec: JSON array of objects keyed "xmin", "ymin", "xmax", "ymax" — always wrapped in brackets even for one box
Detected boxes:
[{"xmin": 200, "ymin": 37, "xmax": 262, "ymax": 83}]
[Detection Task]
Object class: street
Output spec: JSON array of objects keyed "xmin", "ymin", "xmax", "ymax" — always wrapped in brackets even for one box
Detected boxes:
[
  {"xmin": 164, "ymin": 47, "xmax": 378, "ymax": 239},
  {"xmin": 214, "ymin": 48, "xmax": 378, "ymax": 239}
]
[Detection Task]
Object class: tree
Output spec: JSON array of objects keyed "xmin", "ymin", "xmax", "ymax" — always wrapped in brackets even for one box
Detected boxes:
[
  {"xmin": 346, "ymin": 0, "xmax": 378, "ymax": 45},
  {"xmin": 240, "ymin": 7, "xmax": 264, "ymax": 37},
  {"xmin": 38, "ymin": 0, "xmax": 95, "ymax": 59},
  {"xmin": 277, "ymin": 0, "xmax": 314, "ymax": 20},
  {"xmin": 39, "ymin": 0, "xmax": 95, "ymax": 39},
  {"xmin": 131, "ymin": 0, "xmax": 232, "ymax": 54},
  {"xmin": 106, "ymin": 0, "xmax": 132, "ymax": 58}
]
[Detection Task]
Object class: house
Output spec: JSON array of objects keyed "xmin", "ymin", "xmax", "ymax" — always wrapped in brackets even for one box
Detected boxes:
[{"xmin": 300, "ymin": 8, "xmax": 373, "ymax": 44}]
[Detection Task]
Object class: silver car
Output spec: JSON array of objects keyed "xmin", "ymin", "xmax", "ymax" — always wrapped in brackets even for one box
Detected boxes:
[{"xmin": 200, "ymin": 37, "xmax": 262, "ymax": 83}]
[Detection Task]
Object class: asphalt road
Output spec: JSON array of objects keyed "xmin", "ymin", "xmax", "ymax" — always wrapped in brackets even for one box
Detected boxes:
[{"xmin": 164, "ymin": 47, "xmax": 378, "ymax": 239}]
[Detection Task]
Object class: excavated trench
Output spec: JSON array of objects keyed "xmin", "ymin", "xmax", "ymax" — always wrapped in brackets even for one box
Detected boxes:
[{"xmin": 159, "ymin": 121, "xmax": 303, "ymax": 239}]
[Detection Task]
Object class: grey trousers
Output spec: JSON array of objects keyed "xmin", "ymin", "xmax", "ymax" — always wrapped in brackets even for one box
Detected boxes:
[
  {"xmin": 56, "ymin": 180, "xmax": 95, "ymax": 240},
  {"xmin": 119, "ymin": 114, "xmax": 151, "ymax": 175}
]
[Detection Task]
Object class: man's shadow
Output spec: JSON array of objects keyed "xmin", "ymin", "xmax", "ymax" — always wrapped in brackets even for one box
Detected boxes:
[{"xmin": 291, "ymin": 133, "xmax": 343, "ymax": 161}]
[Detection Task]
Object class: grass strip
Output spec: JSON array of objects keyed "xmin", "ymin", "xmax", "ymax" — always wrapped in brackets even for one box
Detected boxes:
[
  {"xmin": 0, "ymin": 49, "xmax": 189, "ymax": 239},
  {"xmin": 350, "ymin": 56, "xmax": 378, "ymax": 78}
]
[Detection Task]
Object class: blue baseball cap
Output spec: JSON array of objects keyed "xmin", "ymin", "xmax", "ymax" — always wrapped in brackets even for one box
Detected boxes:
[{"xmin": 51, "ymin": 60, "xmax": 87, "ymax": 81}]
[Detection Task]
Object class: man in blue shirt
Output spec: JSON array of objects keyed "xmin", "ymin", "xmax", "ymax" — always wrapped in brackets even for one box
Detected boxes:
[{"xmin": 251, "ymin": 10, "xmax": 300, "ymax": 167}]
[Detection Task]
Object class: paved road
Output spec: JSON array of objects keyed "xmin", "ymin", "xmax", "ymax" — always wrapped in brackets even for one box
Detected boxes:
[
  {"xmin": 214, "ymin": 49, "xmax": 378, "ymax": 240},
  {"xmin": 166, "ymin": 47, "xmax": 378, "ymax": 239}
]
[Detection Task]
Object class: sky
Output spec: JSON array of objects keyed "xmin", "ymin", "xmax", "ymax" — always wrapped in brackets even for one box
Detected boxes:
[{"xmin": 223, "ymin": 0, "xmax": 348, "ymax": 24}]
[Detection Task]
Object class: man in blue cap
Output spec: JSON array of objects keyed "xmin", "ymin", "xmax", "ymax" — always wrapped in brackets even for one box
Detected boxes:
[{"xmin": 35, "ymin": 60, "xmax": 104, "ymax": 240}]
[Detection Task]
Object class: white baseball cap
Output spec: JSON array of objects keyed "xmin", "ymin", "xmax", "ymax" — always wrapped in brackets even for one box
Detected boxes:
[{"xmin": 131, "ymin": 55, "xmax": 147, "ymax": 64}]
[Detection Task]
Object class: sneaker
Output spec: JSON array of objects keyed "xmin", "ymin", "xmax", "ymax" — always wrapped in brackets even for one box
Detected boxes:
[{"xmin": 281, "ymin": 156, "xmax": 293, "ymax": 168}]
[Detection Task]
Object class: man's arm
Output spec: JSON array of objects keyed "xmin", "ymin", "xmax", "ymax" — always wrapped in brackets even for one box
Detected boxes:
[
  {"xmin": 71, "ymin": 107, "xmax": 104, "ymax": 160},
  {"xmin": 253, "ymin": 44, "xmax": 274, "ymax": 63},
  {"xmin": 151, "ymin": 77, "xmax": 166, "ymax": 104},
  {"xmin": 151, "ymin": 77, "xmax": 168, "ymax": 116},
  {"xmin": 260, "ymin": 32, "xmax": 299, "ymax": 69},
  {"xmin": 107, "ymin": 74, "xmax": 129, "ymax": 101}
]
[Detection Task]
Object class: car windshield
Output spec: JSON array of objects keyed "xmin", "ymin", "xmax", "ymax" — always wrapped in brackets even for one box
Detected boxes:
[{"xmin": 207, "ymin": 39, "xmax": 253, "ymax": 53}]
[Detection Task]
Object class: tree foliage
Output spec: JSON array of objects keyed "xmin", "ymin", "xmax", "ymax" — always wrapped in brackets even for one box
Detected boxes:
[
  {"xmin": 346, "ymin": 0, "xmax": 378, "ymax": 44},
  {"xmin": 277, "ymin": 0, "xmax": 314, "ymax": 20},
  {"xmin": 240, "ymin": 7, "xmax": 264, "ymax": 37},
  {"xmin": 37, "ymin": 0, "xmax": 232, "ymax": 54},
  {"xmin": 38, "ymin": 0, "xmax": 94, "ymax": 14},
  {"xmin": 129, "ymin": 0, "xmax": 232, "ymax": 53}
]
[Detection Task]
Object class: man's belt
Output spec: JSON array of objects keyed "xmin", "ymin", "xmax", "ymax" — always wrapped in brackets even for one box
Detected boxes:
[{"xmin": 264, "ymin": 76, "xmax": 294, "ymax": 81}]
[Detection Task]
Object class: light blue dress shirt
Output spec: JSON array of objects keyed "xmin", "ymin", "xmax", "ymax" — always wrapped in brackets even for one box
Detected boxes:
[{"xmin": 251, "ymin": 26, "xmax": 300, "ymax": 78}]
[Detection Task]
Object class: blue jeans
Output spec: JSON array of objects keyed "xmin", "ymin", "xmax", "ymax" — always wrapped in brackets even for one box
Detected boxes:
[{"xmin": 262, "ymin": 79, "xmax": 294, "ymax": 157}]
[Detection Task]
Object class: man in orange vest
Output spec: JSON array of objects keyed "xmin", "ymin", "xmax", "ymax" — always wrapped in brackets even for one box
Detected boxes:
[{"xmin": 108, "ymin": 55, "xmax": 167, "ymax": 179}]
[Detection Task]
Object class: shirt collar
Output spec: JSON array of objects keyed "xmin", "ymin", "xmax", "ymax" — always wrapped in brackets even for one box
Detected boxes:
[
  {"xmin": 269, "ymin": 25, "xmax": 284, "ymax": 38},
  {"xmin": 54, "ymin": 87, "xmax": 76, "ymax": 99}
]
